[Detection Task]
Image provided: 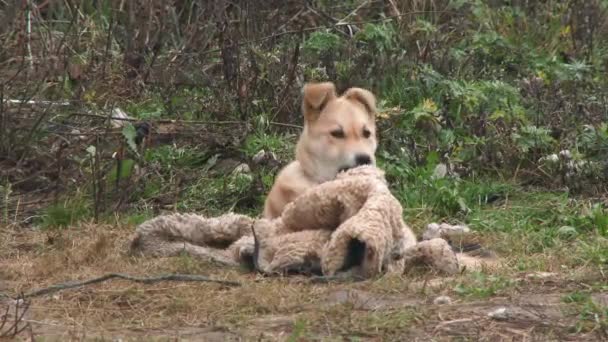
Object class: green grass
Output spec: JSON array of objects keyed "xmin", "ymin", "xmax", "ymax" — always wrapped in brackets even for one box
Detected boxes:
[
  {"xmin": 241, "ymin": 130, "xmax": 297, "ymax": 161},
  {"xmin": 39, "ymin": 198, "xmax": 91, "ymax": 229},
  {"xmin": 177, "ymin": 172, "xmax": 258, "ymax": 215},
  {"xmin": 453, "ymin": 271, "xmax": 514, "ymax": 299},
  {"xmin": 562, "ymin": 291, "xmax": 608, "ymax": 334},
  {"xmin": 33, "ymin": 136, "xmax": 608, "ymax": 275},
  {"xmin": 298, "ymin": 304, "xmax": 422, "ymax": 340},
  {"xmin": 5, "ymin": 1, "xmax": 608, "ymax": 339}
]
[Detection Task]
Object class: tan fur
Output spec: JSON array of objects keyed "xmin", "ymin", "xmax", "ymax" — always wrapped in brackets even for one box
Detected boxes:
[
  {"xmin": 129, "ymin": 212, "xmax": 255, "ymax": 266},
  {"xmin": 263, "ymin": 82, "xmax": 379, "ymax": 219},
  {"xmin": 130, "ymin": 166, "xmax": 498, "ymax": 278},
  {"xmin": 253, "ymin": 165, "xmax": 417, "ymax": 277}
]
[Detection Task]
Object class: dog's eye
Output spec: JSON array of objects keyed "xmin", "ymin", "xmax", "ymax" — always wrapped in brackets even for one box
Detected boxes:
[
  {"xmin": 362, "ymin": 128, "xmax": 371, "ymax": 138},
  {"xmin": 330, "ymin": 129, "xmax": 345, "ymax": 138}
]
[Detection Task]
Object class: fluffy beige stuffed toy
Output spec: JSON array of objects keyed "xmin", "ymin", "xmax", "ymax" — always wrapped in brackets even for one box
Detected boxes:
[{"xmin": 130, "ymin": 165, "xmax": 496, "ymax": 278}]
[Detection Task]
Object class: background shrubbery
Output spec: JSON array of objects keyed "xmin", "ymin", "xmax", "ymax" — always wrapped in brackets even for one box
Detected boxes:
[{"xmin": 1, "ymin": 0, "xmax": 608, "ymax": 230}]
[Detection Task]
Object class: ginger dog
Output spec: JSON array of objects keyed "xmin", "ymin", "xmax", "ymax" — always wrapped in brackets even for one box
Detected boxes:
[{"xmin": 263, "ymin": 82, "xmax": 379, "ymax": 219}]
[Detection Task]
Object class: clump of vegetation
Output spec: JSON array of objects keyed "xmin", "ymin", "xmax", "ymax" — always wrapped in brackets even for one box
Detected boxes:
[
  {"xmin": 1, "ymin": 1, "xmax": 608, "ymax": 338},
  {"xmin": 2, "ymin": 0, "xmax": 608, "ymax": 225}
]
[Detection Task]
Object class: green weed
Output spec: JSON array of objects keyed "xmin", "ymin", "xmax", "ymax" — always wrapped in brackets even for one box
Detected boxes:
[
  {"xmin": 241, "ymin": 131, "xmax": 295, "ymax": 161},
  {"xmin": 144, "ymin": 145, "xmax": 209, "ymax": 170},
  {"xmin": 563, "ymin": 291, "xmax": 608, "ymax": 334},
  {"xmin": 119, "ymin": 211, "xmax": 154, "ymax": 227},
  {"xmin": 454, "ymin": 272, "xmax": 514, "ymax": 299},
  {"xmin": 177, "ymin": 172, "xmax": 257, "ymax": 215},
  {"xmin": 287, "ymin": 319, "xmax": 309, "ymax": 342},
  {"xmin": 39, "ymin": 198, "xmax": 91, "ymax": 229}
]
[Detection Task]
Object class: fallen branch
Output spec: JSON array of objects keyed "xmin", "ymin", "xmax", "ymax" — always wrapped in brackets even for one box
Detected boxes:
[
  {"xmin": 68, "ymin": 112, "xmax": 302, "ymax": 129},
  {"xmin": 309, "ymin": 273, "xmax": 366, "ymax": 284},
  {"xmin": 2, "ymin": 99, "xmax": 71, "ymax": 106},
  {"xmin": 22, "ymin": 273, "xmax": 241, "ymax": 298}
]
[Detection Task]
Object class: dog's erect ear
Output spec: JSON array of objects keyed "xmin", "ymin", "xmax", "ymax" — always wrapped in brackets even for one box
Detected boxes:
[
  {"xmin": 302, "ymin": 82, "xmax": 337, "ymax": 123},
  {"xmin": 343, "ymin": 87, "xmax": 377, "ymax": 118}
]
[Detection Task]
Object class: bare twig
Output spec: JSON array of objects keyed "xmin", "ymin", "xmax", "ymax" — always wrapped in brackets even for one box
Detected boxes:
[
  {"xmin": 92, "ymin": 133, "xmax": 100, "ymax": 223},
  {"xmin": 267, "ymin": 122, "xmax": 302, "ymax": 130},
  {"xmin": 17, "ymin": 102, "xmax": 54, "ymax": 163},
  {"xmin": 309, "ymin": 273, "xmax": 366, "ymax": 284},
  {"xmin": 103, "ymin": 3, "xmax": 115, "ymax": 79},
  {"xmin": 67, "ymin": 112, "xmax": 302, "ymax": 129},
  {"xmin": 194, "ymin": 10, "xmax": 452, "ymax": 56},
  {"xmin": 0, "ymin": 294, "xmax": 31, "ymax": 338},
  {"xmin": 335, "ymin": 0, "xmax": 370, "ymax": 25},
  {"xmin": 22, "ymin": 273, "xmax": 241, "ymax": 298},
  {"xmin": 25, "ymin": 0, "xmax": 33, "ymax": 70},
  {"xmin": 68, "ymin": 111, "xmax": 243, "ymax": 125},
  {"xmin": 0, "ymin": 85, "xmax": 5, "ymax": 152},
  {"xmin": 271, "ymin": 41, "xmax": 300, "ymax": 121},
  {"xmin": 0, "ymin": 301, "xmax": 9, "ymax": 332},
  {"xmin": 2, "ymin": 99, "xmax": 71, "ymax": 106},
  {"xmin": 0, "ymin": 197, "xmax": 53, "ymax": 210}
]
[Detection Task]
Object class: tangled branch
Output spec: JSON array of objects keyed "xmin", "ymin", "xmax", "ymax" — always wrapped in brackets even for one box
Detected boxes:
[{"xmin": 0, "ymin": 294, "xmax": 32, "ymax": 339}]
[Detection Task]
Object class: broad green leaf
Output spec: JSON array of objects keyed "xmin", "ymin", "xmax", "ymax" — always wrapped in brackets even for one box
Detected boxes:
[{"xmin": 122, "ymin": 122, "xmax": 139, "ymax": 155}]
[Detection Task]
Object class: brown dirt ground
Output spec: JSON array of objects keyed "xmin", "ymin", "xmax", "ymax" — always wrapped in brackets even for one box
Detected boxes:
[{"xmin": 0, "ymin": 223, "xmax": 606, "ymax": 341}]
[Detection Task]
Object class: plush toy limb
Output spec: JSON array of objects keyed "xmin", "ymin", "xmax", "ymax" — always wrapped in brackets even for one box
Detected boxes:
[
  {"xmin": 130, "ymin": 213, "xmax": 254, "ymax": 266},
  {"xmin": 422, "ymin": 223, "xmax": 485, "ymax": 253},
  {"xmin": 279, "ymin": 177, "xmax": 375, "ymax": 233},
  {"xmin": 129, "ymin": 165, "xmax": 499, "ymax": 279},
  {"xmin": 181, "ymin": 244, "xmax": 239, "ymax": 266},
  {"xmin": 456, "ymin": 253, "xmax": 499, "ymax": 272},
  {"xmin": 320, "ymin": 212, "xmax": 389, "ymax": 278},
  {"xmin": 252, "ymin": 218, "xmax": 331, "ymax": 275},
  {"xmin": 320, "ymin": 190, "xmax": 417, "ymax": 278},
  {"xmin": 227, "ymin": 235, "xmax": 255, "ymax": 265},
  {"xmin": 402, "ymin": 238, "xmax": 459, "ymax": 275},
  {"xmin": 266, "ymin": 230, "xmax": 332, "ymax": 275},
  {"xmin": 421, "ymin": 223, "xmax": 499, "ymax": 272}
]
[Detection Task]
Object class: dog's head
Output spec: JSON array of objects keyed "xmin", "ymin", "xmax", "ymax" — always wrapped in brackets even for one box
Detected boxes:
[{"xmin": 296, "ymin": 81, "xmax": 378, "ymax": 182}]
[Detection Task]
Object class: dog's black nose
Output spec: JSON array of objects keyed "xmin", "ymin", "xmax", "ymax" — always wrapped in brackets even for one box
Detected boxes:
[{"xmin": 355, "ymin": 154, "xmax": 372, "ymax": 166}]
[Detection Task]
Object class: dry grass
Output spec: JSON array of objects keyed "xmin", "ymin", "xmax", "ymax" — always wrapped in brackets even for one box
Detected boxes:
[{"xmin": 0, "ymin": 221, "xmax": 606, "ymax": 341}]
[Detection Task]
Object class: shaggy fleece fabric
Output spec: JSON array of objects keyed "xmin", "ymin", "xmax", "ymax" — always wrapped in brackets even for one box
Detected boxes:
[{"xmin": 130, "ymin": 165, "xmax": 492, "ymax": 278}]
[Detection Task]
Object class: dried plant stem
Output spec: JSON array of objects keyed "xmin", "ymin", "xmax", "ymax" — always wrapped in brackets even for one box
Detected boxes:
[
  {"xmin": 23, "ymin": 273, "xmax": 241, "ymax": 298},
  {"xmin": 25, "ymin": 0, "xmax": 33, "ymax": 69},
  {"xmin": 0, "ymin": 294, "xmax": 31, "ymax": 338}
]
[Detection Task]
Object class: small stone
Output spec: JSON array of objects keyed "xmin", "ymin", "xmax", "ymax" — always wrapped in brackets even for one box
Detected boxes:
[
  {"xmin": 432, "ymin": 163, "xmax": 448, "ymax": 179},
  {"xmin": 525, "ymin": 272, "xmax": 557, "ymax": 280},
  {"xmin": 422, "ymin": 223, "xmax": 441, "ymax": 240},
  {"xmin": 252, "ymin": 150, "xmax": 279, "ymax": 166},
  {"xmin": 233, "ymin": 163, "xmax": 251, "ymax": 174},
  {"xmin": 252, "ymin": 150, "xmax": 267, "ymax": 164},
  {"xmin": 111, "ymin": 107, "xmax": 131, "ymax": 128},
  {"xmin": 438, "ymin": 223, "xmax": 470, "ymax": 238},
  {"xmin": 70, "ymin": 129, "xmax": 86, "ymax": 140},
  {"xmin": 559, "ymin": 150, "xmax": 572, "ymax": 160},
  {"xmin": 557, "ymin": 226, "xmax": 577, "ymax": 239},
  {"xmin": 12, "ymin": 298, "xmax": 25, "ymax": 306},
  {"xmin": 422, "ymin": 223, "xmax": 470, "ymax": 241},
  {"xmin": 433, "ymin": 295, "xmax": 452, "ymax": 305},
  {"xmin": 488, "ymin": 307, "xmax": 509, "ymax": 320},
  {"xmin": 546, "ymin": 154, "xmax": 559, "ymax": 163}
]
